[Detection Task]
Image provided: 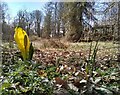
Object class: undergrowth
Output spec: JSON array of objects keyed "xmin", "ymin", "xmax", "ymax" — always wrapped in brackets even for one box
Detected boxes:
[{"xmin": 1, "ymin": 40, "xmax": 120, "ymax": 95}]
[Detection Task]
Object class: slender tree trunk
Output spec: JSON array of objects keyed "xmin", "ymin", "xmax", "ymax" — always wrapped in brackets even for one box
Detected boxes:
[
  {"xmin": 27, "ymin": 24, "xmax": 30, "ymax": 36},
  {"xmin": 118, "ymin": 2, "xmax": 120, "ymax": 41},
  {"xmin": 37, "ymin": 22, "xmax": 40, "ymax": 37},
  {"xmin": 57, "ymin": 21, "xmax": 60, "ymax": 37},
  {"xmin": 117, "ymin": 2, "xmax": 120, "ymax": 62}
]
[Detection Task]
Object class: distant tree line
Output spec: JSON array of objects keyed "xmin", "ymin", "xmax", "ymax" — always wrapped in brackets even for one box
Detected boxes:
[{"xmin": 1, "ymin": 2, "xmax": 119, "ymax": 42}]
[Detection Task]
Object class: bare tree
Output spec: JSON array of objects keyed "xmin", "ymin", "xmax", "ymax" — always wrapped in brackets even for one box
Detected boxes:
[
  {"xmin": 43, "ymin": 2, "xmax": 53, "ymax": 38},
  {"xmin": 15, "ymin": 10, "xmax": 27, "ymax": 30},
  {"xmin": 32, "ymin": 10, "xmax": 43, "ymax": 37},
  {"xmin": 25, "ymin": 11, "xmax": 34, "ymax": 35},
  {"xmin": 0, "ymin": 2, "xmax": 11, "ymax": 41}
]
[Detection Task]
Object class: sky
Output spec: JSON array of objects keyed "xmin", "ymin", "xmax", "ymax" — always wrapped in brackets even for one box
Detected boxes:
[
  {"xmin": 6, "ymin": 0, "xmax": 114, "ymax": 19},
  {"xmin": 7, "ymin": 2, "xmax": 46, "ymax": 17},
  {"xmin": 5, "ymin": 1, "xmax": 112, "ymax": 24}
]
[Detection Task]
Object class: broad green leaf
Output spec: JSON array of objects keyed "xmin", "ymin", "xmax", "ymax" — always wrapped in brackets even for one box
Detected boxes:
[{"xmin": 29, "ymin": 43, "xmax": 34, "ymax": 60}]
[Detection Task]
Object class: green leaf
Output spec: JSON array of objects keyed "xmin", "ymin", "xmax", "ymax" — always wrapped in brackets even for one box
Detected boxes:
[
  {"xmin": 29, "ymin": 43, "xmax": 34, "ymax": 60},
  {"xmin": 24, "ymin": 35, "xmax": 28, "ymax": 60},
  {"xmin": 19, "ymin": 86, "xmax": 30, "ymax": 93},
  {"xmin": 1, "ymin": 82, "xmax": 11, "ymax": 90},
  {"xmin": 95, "ymin": 87, "xmax": 113, "ymax": 95},
  {"xmin": 24, "ymin": 35, "xmax": 27, "ymax": 50}
]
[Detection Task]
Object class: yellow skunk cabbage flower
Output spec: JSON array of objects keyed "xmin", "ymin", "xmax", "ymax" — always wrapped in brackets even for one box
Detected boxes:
[{"xmin": 14, "ymin": 27, "xmax": 30, "ymax": 60}]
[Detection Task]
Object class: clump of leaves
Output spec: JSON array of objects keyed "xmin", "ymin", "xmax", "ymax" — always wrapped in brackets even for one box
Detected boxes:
[{"xmin": 1, "ymin": 60, "xmax": 54, "ymax": 95}]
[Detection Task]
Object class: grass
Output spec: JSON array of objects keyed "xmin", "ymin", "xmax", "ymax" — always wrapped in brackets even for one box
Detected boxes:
[
  {"xmin": 68, "ymin": 41, "xmax": 118, "ymax": 51},
  {"xmin": 32, "ymin": 39, "xmax": 118, "ymax": 59}
]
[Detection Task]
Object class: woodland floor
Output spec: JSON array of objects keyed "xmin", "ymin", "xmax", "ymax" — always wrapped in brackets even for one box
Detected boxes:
[{"xmin": 1, "ymin": 37, "xmax": 120, "ymax": 95}]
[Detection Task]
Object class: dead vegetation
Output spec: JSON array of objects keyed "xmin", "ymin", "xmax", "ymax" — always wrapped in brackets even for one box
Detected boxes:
[{"xmin": 32, "ymin": 37, "xmax": 68, "ymax": 50}]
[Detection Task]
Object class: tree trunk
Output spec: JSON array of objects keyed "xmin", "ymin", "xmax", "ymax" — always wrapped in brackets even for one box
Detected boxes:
[{"xmin": 37, "ymin": 22, "xmax": 40, "ymax": 37}]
